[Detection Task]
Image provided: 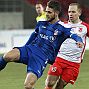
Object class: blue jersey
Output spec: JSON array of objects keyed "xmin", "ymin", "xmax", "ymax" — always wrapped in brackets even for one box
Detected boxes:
[{"xmin": 25, "ymin": 21, "xmax": 82, "ymax": 63}]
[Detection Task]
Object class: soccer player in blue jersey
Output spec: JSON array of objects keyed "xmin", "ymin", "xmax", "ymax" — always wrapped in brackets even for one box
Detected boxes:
[{"xmin": 0, "ymin": 0, "xmax": 83, "ymax": 89}]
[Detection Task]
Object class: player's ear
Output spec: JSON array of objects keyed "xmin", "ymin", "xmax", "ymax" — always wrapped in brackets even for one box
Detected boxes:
[
  {"xmin": 55, "ymin": 11, "xmax": 59, "ymax": 16},
  {"xmin": 78, "ymin": 9, "xmax": 82, "ymax": 16}
]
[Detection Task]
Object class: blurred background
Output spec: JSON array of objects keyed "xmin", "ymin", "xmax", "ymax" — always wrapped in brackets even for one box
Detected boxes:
[
  {"xmin": 25, "ymin": 0, "xmax": 89, "ymax": 28},
  {"xmin": 0, "ymin": 0, "xmax": 89, "ymax": 29},
  {"xmin": 0, "ymin": 1, "xmax": 89, "ymax": 89}
]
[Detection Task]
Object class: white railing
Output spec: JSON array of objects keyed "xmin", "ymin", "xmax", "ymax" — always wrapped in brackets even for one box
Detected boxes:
[{"xmin": 0, "ymin": 29, "xmax": 89, "ymax": 54}]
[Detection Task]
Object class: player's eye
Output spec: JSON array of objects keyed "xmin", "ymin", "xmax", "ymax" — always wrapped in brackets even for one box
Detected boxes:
[
  {"xmin": 68, "ymin": 11, "xmax": 71, "ymax": 13},
  {"xmin": 68, "ymin": 11, "xmax": 76, "ymax": 13},
  {"xmin": 45, "ymin": 11, "xmax": 52, "ymax": 14},
  {"xmin": 72, "ymin": 11, "xmax": 76, "ymax": 13}
]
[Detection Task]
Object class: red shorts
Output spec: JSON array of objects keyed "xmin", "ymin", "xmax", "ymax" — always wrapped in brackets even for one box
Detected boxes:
[{"xmin": 48, "ymin": 57, "xmax": 80, "ymax": 84}]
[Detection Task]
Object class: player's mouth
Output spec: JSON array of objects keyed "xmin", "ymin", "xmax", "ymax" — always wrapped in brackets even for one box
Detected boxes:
[
  {"xmin": 69, "ymin": 16, "xmax": 73, "ymax": 20},
  {"xmin": 69, "ymin": 16, "xmax": 73, "ymax": 18}
]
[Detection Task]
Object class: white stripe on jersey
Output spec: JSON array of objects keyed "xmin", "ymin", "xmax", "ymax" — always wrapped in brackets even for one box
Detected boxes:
[{"xmin": 57, "ymin": 21, "xmax": 89, "ymax": 63}]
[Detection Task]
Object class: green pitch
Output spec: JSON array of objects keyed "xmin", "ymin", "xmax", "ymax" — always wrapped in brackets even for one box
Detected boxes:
[{"xmin": 0, "ymin": 50, "xmax": 89, "ymax": 89}]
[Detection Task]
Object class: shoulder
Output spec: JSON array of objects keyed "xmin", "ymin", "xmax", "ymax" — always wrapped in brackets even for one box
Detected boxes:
[
  {"xmin": 36, "ymin": 21, "xmax": 47, "ymax": 26},
  {"xmin": 58, "ymin": 21, "xmax": 70, "ymax": 28},
  {"xmin": 81, "ymin": 21, "xmax": 89, "ymax": 36},
  {"xmin": 81, "ymin": 21, "xmax": 89, "ymax": 28},
  {"xmin": 57, "ymin": 21, "xmax": 71, "ymax": 31},
  {"xmin": 53, "ymin": 21, "xmax": 71, "ymax": 32}
]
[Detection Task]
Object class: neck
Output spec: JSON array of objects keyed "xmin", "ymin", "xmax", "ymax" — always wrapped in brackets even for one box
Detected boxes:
[
  {"xmin": 38, "ymin": 11, "xmax": 44, "ymax": 16},
  {"xmin": 38, "ymin": 13, "xmax": 42, "ymax": 16},
  {"xmin": 69, "ymin": 18, "xmax": 81, "ymax": 24},
  {"xmin": 50, "ymin": 16, "xmax": 59, "ymax": 24}
]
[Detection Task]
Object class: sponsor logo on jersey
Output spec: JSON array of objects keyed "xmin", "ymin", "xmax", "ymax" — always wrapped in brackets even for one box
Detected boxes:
[
  {"xmin": 79, "ymin": 28, "xmax": 82, "ymax": 32},
  {"xmin": 40, "ymin": 34, "xmax": 55, "ymax": 42}
]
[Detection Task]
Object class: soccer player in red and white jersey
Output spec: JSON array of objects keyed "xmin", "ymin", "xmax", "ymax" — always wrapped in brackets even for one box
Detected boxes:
[{"xmin": 45, "ymin": 3, "xmax": 89, "ymax": 89}]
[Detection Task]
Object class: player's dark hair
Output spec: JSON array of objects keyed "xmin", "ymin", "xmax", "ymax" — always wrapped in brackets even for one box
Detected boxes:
[{"xmin": 47, "ymin": 0, "xmax": 61, "ymax": 12}]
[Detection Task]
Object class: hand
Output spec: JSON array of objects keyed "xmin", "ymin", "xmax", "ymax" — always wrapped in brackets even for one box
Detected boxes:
[{"xmin": 76, "ymin": 42, "xmax": 84, "ymax": 48}]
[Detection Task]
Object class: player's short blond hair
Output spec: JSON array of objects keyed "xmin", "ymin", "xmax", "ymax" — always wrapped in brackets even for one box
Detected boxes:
[{"xmin": 69, "ymin": 3, "xmax": 82, "ymax": 13}]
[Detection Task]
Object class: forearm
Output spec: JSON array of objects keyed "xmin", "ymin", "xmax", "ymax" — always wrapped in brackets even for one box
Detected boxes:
[{"xmin": 70, "ymin": 34, "xmax": 83, "ymax": 42}]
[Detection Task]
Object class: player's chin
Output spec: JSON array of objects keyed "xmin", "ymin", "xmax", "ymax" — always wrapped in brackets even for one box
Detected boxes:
[
  {"xmin": 47, "ymin": 18, "xmax": 54, "ymax": 22},
  {"xmin": 46, "ymin": 18, "xmax": 50, "ymax": 21},
  {"xmin": 47, "ymin": 19, "xmax": 50, "ymax": 22}
]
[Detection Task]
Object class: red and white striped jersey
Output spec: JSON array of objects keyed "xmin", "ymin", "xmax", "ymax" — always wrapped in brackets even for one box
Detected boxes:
[{"xmin": 57, "ymin": 21, "xmax": 89, "ymax": 63}]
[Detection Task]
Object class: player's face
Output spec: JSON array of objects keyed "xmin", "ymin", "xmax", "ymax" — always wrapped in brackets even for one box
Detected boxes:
[
  {"xmin": 36, "ymin": 4, "xmax": 44, "ymax": 15},
  {"xmin": 68, "ymin": 5, "xmax": 81, "ymax": 23},
  {"xmin": 45, "ymin": 6, "xmax": 55, "ymax": 22}
]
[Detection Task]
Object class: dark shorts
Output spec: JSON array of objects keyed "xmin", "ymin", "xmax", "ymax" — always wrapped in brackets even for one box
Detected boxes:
[{"xmin": 16, "ymin": 45, "xmax": 48, "ymax": 78}]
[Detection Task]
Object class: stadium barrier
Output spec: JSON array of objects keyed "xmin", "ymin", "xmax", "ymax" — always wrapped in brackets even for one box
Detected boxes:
[
  {"xmin": 0, "ymin": 29, "xmax": 89, "ymax": 54},
  {"xmin": 0, "ymin": 29, "xmax": 33, "ymax": 54}
]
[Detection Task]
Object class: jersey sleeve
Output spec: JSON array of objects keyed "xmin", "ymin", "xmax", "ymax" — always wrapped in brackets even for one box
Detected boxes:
[
  {"xmin": 82, "ymin": 22, "xmax": 89, "ymax": 37},
  {"xmin": 62, "ymin": 26, "xmax": 83, "ymax": 42},
  {"xmin": 25, "ymin": 32, "xmax": 38, "ymax": 45},
  {"xmin": 86, "ymin": 24, "xmax": 89, "ymax": 37},
  {"xmin": 34, "ymin": 21, "xmax": 41, "ymax": 33},
  {"xmin": 25, "ymin": 21, "xmax": 42, "ymax": 45}
]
